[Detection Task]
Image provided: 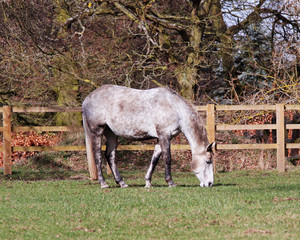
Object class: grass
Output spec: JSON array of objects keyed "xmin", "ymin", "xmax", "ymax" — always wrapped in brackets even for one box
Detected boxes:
[{"xmin": 0, "ymin": 169, "xmax": 299, "ymax": 240}]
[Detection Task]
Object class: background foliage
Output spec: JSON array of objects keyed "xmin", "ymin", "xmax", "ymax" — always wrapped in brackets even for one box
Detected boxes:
[{"xmin": 1, "ymin": 1, "xmax": 298, "ymax": 112}]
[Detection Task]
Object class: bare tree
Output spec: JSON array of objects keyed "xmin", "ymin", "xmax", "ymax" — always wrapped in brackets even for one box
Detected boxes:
[{"xmin": 0, "ymin": 0, "xmax": 298, "ymax": 125}]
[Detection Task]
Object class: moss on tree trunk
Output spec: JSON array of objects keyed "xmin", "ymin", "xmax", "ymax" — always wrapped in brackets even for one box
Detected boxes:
[
  {"xmin": 55, "ymin": 79, "xmax": 82, "ymax": 126},
  {"xmin": 53, "ymin": 0, "xmax": 82, "ymax": 126}
]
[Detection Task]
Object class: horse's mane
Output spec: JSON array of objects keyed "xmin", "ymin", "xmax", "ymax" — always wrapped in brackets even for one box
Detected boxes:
[{"xmin": 166, "ymin": 87, "xmax": 209, "ymax": 144}]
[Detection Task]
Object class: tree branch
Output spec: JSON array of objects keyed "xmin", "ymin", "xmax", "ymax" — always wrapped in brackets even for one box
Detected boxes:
[
  {"xmin": 260, "ymin": 8, "xmax": 300, "ymax": 32},
  {"xmin": 113, "ymin": 2, "xmax": 139, "ymax": 23},
  {"xmin": 227, "ymin": 0, "xmax": 267, "ymax": 35},
  {"xmin": 146, "ymin": 13, "xmax": 188, "ymax": 32}
]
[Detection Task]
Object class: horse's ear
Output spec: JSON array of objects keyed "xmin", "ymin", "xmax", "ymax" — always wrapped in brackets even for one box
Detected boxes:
[{"xmin": 206, "ymin": 142, "xmax": 215, "ymax": 152}]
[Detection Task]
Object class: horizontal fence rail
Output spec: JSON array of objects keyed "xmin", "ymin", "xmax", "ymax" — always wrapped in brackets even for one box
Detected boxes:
[{"xmin": 1, "ymin": 104, "xmax": 300, "ymax": 177}]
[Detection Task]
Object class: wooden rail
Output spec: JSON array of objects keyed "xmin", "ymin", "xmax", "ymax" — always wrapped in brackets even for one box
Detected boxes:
[{"xmin": 1, "ymin": 104, "xmax": 299, "ymax": 177}]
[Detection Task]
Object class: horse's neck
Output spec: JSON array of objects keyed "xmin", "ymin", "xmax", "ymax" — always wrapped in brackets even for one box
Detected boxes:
[{"xmin": 179, "ymin": 107, "xmax": 208, "ymax": 154}]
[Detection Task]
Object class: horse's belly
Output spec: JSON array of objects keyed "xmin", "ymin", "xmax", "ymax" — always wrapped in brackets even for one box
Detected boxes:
[
  {"xmin": 111, "ymin": 126, "xmax": 157, "ymax": 140},
  {"xmin": 107, "ymin": 117, "xmax": 180, "ymax": 140},
  {"xmin": 107, "ymin": 118, "xmax": 157, "ymax": 139}
]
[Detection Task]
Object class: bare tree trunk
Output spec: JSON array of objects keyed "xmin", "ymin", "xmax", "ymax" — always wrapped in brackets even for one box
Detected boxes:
[
  {"xmin": 210, "ymin": 0, "xmax": 235, "ymax": 80},
  {"xmin": 175, "ymin": 0, "xmax": 205, "ymax": 100},
  {"xmin": 175, "ymin": 65, "xmax": 197, "ymax": 100},
  {"xmin": 55, "ymin": 79, "xmax": 82, "ymax": 126},
  {"xmin": 53, "ymin": 0, "xmax": 82, "ymax": 126},
  {"xmin": 175, "ymin": 0, "xmax": 236, "ymax": 100}
]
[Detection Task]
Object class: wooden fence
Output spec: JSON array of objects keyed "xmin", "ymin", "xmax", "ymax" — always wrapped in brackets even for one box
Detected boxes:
[{"xmin": 1, "ymin": 104, "xmax": 300, "ymax": 178}]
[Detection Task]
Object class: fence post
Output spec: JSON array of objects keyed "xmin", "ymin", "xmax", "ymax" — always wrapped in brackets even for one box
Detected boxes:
[
  {"xmin": 206, "ymin": 104, "xmax": 216, "ymax": 172},
  {"xmin": 276, "ymin": 104, "xmax": 285, "ymax": 172},
  {"xmin": 85, "ymin": 137, "xmax": 98, "ymax": 180},
  {"xmin": 3, "ymin": 105, "xmax": 12, "ymax": 175}
]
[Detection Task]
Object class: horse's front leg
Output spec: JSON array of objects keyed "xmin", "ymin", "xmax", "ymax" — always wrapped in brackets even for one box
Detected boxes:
[
  {"xmin": 159, "ymin": 137, "xmax": 176, "ymax": 187},
  {"xmin": 145, "ymin": 144, "xmax": 162, "ymax": 187},
  {"xmin": 105, "ymin": 129, "xmax": 128, "ymax": 188}
]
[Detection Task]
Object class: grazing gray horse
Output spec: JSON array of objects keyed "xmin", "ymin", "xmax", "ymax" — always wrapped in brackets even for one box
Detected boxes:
[{"xmin": 82, "ymin": 85, "xmax": 215, "ymax": 188}]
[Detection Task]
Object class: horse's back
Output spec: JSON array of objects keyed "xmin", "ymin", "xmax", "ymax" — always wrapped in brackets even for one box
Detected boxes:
[
  {"xmin": 82, "ymin": 85, "xmax": 183, "ymax": 138},
  {"xmin": 83, "ymin": 84, "xmax": 178, "ymax": 114}
]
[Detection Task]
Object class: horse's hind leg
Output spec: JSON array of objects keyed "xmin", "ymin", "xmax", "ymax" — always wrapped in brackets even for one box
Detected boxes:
[
  {"xmin": 92, "ymin": 132, "xmax": 109, "ymax": 188},
  {"xmin": 83, "ymin": 117, "xmax": 108, "ymax": 188},
  {"xmin": 145, "ymin": 144, "xmax": 162, "ymax": 187},
  {"xmin": 104, "ymin": 128, "xmax": 128, "ymax": 188}
]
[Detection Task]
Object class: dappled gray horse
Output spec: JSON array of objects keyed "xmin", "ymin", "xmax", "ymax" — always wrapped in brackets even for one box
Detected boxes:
[{"xmin": 82, "ymin": 85, "xmax": 215, "ymax": 188}]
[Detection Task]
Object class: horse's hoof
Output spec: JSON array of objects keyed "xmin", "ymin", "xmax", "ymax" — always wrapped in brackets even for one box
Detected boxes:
[
  {"xmin": 101, "ymin": 183, "xmax": 109, "ymax": 189},
  {"xmin": 119, "ymin": 181, "xmax": 128, "ymax": 188},
  {"xmin": 168, "ymin": 182, "xmax": 177, "ymax": 187},
  {"xmin": 145, "ymin": 180, "xmax": 152, "ymax": 188}
]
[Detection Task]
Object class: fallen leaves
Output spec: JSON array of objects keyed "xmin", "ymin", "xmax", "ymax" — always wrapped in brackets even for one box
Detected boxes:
[
  {"xmin": 72, "ymin": 226, "xmax": 101, "ymax": 233},
  {"xmin": 244, "ymin": 228, "xmax": 273, "ymax": 235},
  {"xmin": 0, "ymin": 132, "xmax": 61, "ymax": 167},
  {"xmin": 273, "ymin": 197, "xmax": 299, "ymax": 202}
]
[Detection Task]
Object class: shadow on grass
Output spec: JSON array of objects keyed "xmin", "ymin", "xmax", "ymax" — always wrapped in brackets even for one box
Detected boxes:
[
  {"xmin": 0, "ymin": 169, "xmax": 90, "ymax": 182},
  {"xmin": 0, "ymin": 152, "xmax": 90, "ymax": 181},
  {"xmin": 213, "ymin": 183, "xmax": 238, "ymax": 187},
  {"xmin": 29, "ymin": 153, "xmax": 73, "ymax": 171},
  {"xmin": 102, "ymin": 183, "xmax": 238, "ymax": 188},
  {"xmin": 1, "ymin": 170, "xmax": 71, "ymax": 181}
]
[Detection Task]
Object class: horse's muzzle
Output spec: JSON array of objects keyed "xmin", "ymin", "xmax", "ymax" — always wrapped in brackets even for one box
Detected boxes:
[{"xmin": 200, "ymin": 181, "xmax": 213, "ymax": 187}]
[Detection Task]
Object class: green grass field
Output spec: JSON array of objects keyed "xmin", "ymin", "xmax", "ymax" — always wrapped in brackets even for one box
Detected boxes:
[{"xmin": 0, "ymin": 170, "xmax": 299, "ymax": 240}]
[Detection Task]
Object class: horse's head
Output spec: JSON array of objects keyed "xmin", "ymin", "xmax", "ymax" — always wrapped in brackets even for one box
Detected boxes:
[{"xmin": 191, "ymin": 142, "xmax": 215, "ymax": 187}]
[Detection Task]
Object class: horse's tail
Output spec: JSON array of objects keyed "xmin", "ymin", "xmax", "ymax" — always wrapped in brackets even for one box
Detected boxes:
[{"xmin": 82, "ymin": 112, "xmax": 98, "ymax": 180}]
